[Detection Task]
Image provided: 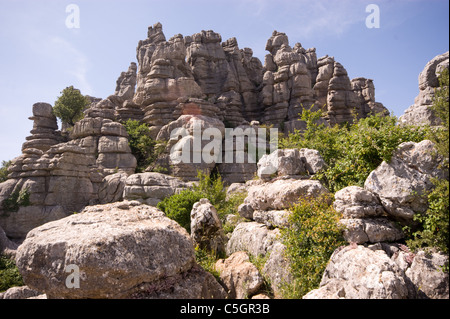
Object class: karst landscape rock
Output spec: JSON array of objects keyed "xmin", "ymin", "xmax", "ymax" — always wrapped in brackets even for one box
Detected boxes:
[{"xmin": 0, "ymin": 22, "xmax": 448, "ymax": 300}]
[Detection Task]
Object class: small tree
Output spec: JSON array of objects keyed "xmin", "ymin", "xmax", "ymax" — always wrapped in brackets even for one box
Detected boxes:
[
  {"xmin": 0, "ymin": 160, "xmax": 11, "ymax": 183},
  {"xmin": 53, "ymin": 86, "xmax": 90, "ymax": 127}
]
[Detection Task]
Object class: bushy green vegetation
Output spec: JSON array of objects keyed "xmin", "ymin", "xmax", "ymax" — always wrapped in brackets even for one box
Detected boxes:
[
  {"xmin": 2, "ymin": 187, "xmax": 30, "ymax": 213},
  {"xmin": 405, "ymin": 69, "xmax": 449, "ymax": 255},
  {"xmin": 123, "ymin": 119, "xmax": 166, "ymax": 173},
  {"xmin": 280, "ymin": 195, "xmax": 345, "ymax": 298},
  {"xmin": 53, "ymin": 86, "xmax": 90, "ymax": 127},
  {"xmin": 157, "ymin": 171, "xmax": 244, "ymax": 233},
  {"xmin": 0, "ymin": 254, "xmax": 24, "ymax": 292},
  {"xmin": 0, "ymin": 160, "xmax": 11, "ymax": 183},
  {"xmin": 430, "ymin": 68, "xmax": 449, "ymax": 160},
  {"xmin": 280, "ymin": 108, "xmax": 428, "ymax": 192},
  {"xmin": 157, "ymin": 189, "xmax": 203, "ymax": 233}
]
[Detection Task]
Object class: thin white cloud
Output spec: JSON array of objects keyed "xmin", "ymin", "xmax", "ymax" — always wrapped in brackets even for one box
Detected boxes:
[
  {"xmin": 26, "ymin": 30, "xmax": 93, "ymax": 95},
  {"xmin": 49, "ymin": 36, "xmax": 93, "ymax": 95}
]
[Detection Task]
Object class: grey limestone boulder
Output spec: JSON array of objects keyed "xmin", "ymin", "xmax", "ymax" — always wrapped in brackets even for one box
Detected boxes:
[{"xmin": 15, "ymin": 201, "xmax": 226, "ymax": 299}]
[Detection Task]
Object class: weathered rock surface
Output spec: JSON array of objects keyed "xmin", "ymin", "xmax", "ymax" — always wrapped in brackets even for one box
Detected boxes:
[
  {"xmin": 262, "ymin": 242, "xmax": 293, "ymax": 298},
  {"xmin": 257, "ymin": 148, "xmax": 327, "ymax": 180},
  {"xmin": 303, "ymin": 245, "xmax": 410, "ymax": 299},
  {"xmin": 156, "ymin": 114, "xmax": 225, "ymax": 181},
  {"xmin": 364, "ymin": 140, "xmax": 446, "ymax": 223},
  {"xmin": 399, "ymin": 51, "xmax": 449, "ymax": 126},
  {"xmin": 0, "ymin": 106, "xmax": 137, "ymax": 239},
  {"xmin": 15, "ymin": 201, "xmax": 226, "ymax": 299},
  {"xmin": 303, "ymin": 244, "xmax": 449, "ymax": 299},
  {"xmin": 226, "ymin": 222, "xmax": 280, "ymax": 257},
  {"xmin": 123, "ymin": 172, "xmax": 188, "ymax": 205},
  {"xmin": 215, "ymin": 251, "xmax": 264, "ymax": 299},
  {"xmin": 334, "ymin": 186, "xmax": 403, "ymax": 244},
  {"xmin": 243, "ymin": 179, "xmax": 329, "ymax": 212},
  {"xmin": 0, "ymin": 286, "xmax": 42, "ymax": 300},
  {"xmin": 190, "ymin": 198, "xmax": 227, "ymax": 254},
  {"xmin": 405, "ymin": 250, "xmax": 449, "ymax": 299}
]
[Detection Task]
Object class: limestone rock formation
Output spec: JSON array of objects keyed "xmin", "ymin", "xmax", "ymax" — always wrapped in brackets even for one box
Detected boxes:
[
  {"xmin": 215, "ymin": 251, "xmax": 264, "ymax": 299},
  {"xmin": 21, "ymin": 103, "xmax": 65, "ymax": 153},
  {"xmin": 303, "ymin": 245, "xmax": 410, "ymax": 299},
  {"xmin": 364, "ymin": 140, "xmax": 446, "ymax": 223},
  {"xmin": 399, "ymin": 51, "xmax": 449, "ymax": 126},
  {"xmin": 123, "ymin": 172, "xmax": 188, "ymax": 206},
  {"xmin": 226, "ymin": 222, "xmax": 280, "ymax": 257},
  {"xmin": 0, "ymin": 104, "xmax": 137, "ymax": 239},
  {"xmin": 334, "ymin": 186, "xmax": 403, "ymax": 244},
  {"xmin": 15, "ymin": 201, "xmax": 227, "ymax": 299},
  {"xmin": 190, "ymin": 198, "xmax": 227, "ymax": 254},
  {"xmin": 303, "ymin": 244, "xmax": 449, "ymax": 299}
]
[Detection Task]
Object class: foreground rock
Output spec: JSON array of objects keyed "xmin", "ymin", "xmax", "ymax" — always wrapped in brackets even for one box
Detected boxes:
[
  {"xmin": 364, "ymin": 140, "xmax": 447, "ymax": 223},
  {"xmin": 304, "ymin": 244, "xmax": 449, "ymax": 299},
  {"xmin": 215, "ymin": 251, "xmax": 264, "ymax": 299},
  {"xmin": 190, "ymin": 198, "xmax": 227, "ymax": 254},
  {"xmin": 15, "ymin": 201, "xmax": 226, "ymax": 299},
  {"xmin": 303, "ymin": 245, "xmax": 410, "ymax": 299}
]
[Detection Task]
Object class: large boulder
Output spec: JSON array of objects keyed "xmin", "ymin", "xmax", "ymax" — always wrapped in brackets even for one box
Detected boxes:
[
  {"xmin": 190, "ymin": 198, "xmax": 227, "ymax": 254},
  {"xmin": 215, "ymin": 251, "xmax": 264, "ymax": 299},
  {"xmin": 244, "ymin": 179, "xmax": 329, "ymax": 212},
  {"xmin": 405, "ymin": 250, "xmax": 449, "ymax": 299},
  {"xmin": 15, "ymin": 201, "xmax": 226, "ymax": 299},
  {"xmin": 364, "ymin": 140, "xmax": 446, "ymax": 223},
  {"xmin": 303, "ymin": 245, "xmax": 410, "ymax": 299},
  {"xmin": 226, "ymin": 222, "xmax": 280, "ymax": 257},
  {"xmin": 334, "ymin": 186, "xmax": 404, "ymax": 244}
]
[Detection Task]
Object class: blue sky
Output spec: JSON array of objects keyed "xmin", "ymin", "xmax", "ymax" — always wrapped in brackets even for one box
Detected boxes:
[{"xmin": 0, "ymin": 0, "xmax": 449, "ymax": 163}]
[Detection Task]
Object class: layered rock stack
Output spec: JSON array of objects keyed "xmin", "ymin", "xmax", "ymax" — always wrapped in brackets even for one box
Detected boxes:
[
  {"xmin": 399, "ymin": 51, "xmax": 449, "ymax": 126},
  {"xmin": 21, "ymin": 103, "xmax": 64, "ymax": 153},
  {"xmin": 113, "ymin": 62, "xmax": 144, "ymax": 122},
  {"xmin": 261, "ymin": 31, "xmax": 316, "ymax": 127},
  {"xmin": 0, "ymin": 104, "xmax": 137, "ymax": 239}
]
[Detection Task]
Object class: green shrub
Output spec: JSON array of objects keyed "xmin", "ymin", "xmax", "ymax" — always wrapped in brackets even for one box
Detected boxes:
[
  {"xmin": 0, "ymin": 160, "xmax": 11, "ymax": 183},
  {"xmin": 429, "ymin": 68, "xmax": 449, "ymax": 161},
  {"xmin": 2, "ymin": 187, "xmax": 30, "ymax": 213},
  {"xmin": 194, "ymin": 246, "xmax": 222, "ymax": 281},
  {"xmin": 157, "ymin": 189, "xmax": 203, "ymax": 233},
  {"xmin": 281, "ymin": 194, "xmax": 345, "ymax": 298},
  {"xmin": 405, "ymin": 178, "xmax": 449, "ymax": 254},
  {"xmin": 0, "ymin": 254, "xmax": 24, "ymax": 292},
  {"xmin": 53, "ymin": 86, "xmax": 90, "ymax": 127},
  {"xmin": 280, "ymin": 108, "xmax": 428, "ymax": 192},
  {"xmin": 405, "ymin": 69, "xmax": 449, "ymax": 255},
  {"xmin": 157, "ymin": 171, "xmax": 245, "ymax": 233},
  {"xmin": 123, "ymin": 119, "xmax": 164, "ymax": 172}
]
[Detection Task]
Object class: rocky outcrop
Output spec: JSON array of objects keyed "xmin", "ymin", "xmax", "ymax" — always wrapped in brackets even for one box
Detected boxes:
[
  {"xmin": 303, "ymin": 244, "xmax": 449, "ymax": 299},
  {"xmin": 0, "ymin": 286, "xmax": 42, "ymax": 300},
  {"xmin": 15, "ymin": 201, "xmax": 227, "ymax": 299},
  {"xmin": 156, "ymin": 114, "xmax": 225, "ymax": 181},
  {"xmin": 21, "ymin": 103, "xmax": 65, "ymax": 153},
  {"xmin": 215, "ymin": 251, "xmax": 264, "ymax": 299},
  {"xmin": 364, "ymin": 140, "xmax": 446, "ymax": 223},
  {"xmin": 190, "ymin": 198, "xmax": 227, "ymax": 254},
  {"xmin": 123, "ymin": 172, "xmax": 188, "ymax": 206},
  {"xmin": 334, "ymin": 186, "xmax": 403, "ymax": 244},
  {"xmin": 256, "ymin": 148, "xmax": 327, "ymax": 180},
  {"xmin": 132, "ymin": 23, "xmax": 386, "ymax": 139},
  {"xmin": 303, "ymin": 245, "xmax": 411, "ymax": 299},
  {"xmin": 399, "ymin": 51, "xmax": 449, "ymax": 126},
  {"xmin": 0, "ymin": 104, "xmax": 137, "ymax": 239},
  {"xmin": 226, "ymin": 222, "xmax": 280, "ymax": 257}
]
